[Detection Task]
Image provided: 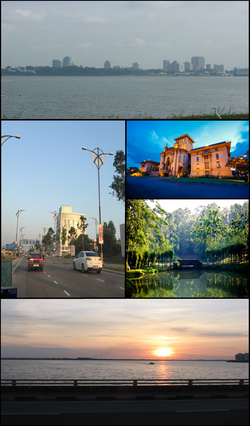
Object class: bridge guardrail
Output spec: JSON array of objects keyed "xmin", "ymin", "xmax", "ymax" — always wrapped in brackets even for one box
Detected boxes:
[{"xmin": 1, "ymin": 378, "xmax": 249, "ymax": 387}]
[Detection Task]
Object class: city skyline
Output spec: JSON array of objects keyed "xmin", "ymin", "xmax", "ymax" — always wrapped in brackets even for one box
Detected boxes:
[
  {"xmin": 1, "ymin": 121, "xmax": 125, "ymax": 248},
  {"xmin": 1, "ymin": 299, "xmax": 248, "ymax": 359},
  {"xmin": 2, "ymin": 1, "xmax": 248, "ymax": 70}
]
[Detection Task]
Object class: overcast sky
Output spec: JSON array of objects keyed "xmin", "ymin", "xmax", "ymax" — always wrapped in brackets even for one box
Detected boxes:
[
  {"xmin": 1, "ymin": 121, "xmax": 124, "ymax": 247},
  {"xmin": 1, "ymin": 299, "xmax": 248, "ymax": 359},
  {"xmin": 126, "ymin": 120, "xmax": 249, "ymax": 168},
  {"xmin": 1, "ymin": 1, "xmax": 249, "ymax": 70}
]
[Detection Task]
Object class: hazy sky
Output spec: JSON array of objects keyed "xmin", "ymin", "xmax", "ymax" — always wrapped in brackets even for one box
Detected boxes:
[
  {"xmin": 1, "ymin": 1, "xmax": 248, "ymax": 70},
  {"xmin": 126, "ymin": 120, "xmax": 249, "ymax": 168},
  {"xmin": 145, "ymin": 199, "xmax": 249, "ymax": 214},
  {"xmin": 1, "ymin": 120, "xmax": 125, "ymax": 247},
  {"xmin": 1, "ymin": 299, "xmax": 248, "ymax": 359}
]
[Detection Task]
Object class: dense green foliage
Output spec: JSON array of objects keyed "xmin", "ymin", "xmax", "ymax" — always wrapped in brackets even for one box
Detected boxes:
[
  {"xmin": 126, "ymin": 200, "xmax": 249, "ymax": 270},
  {"xmin": 109, "ymin": 150, "xmax": 125, "ymax": 202}
]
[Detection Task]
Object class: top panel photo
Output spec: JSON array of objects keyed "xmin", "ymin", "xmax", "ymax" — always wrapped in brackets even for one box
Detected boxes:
[{"xmin": 1, "ymin": 1, "xmax": 249, "ymax": 120}]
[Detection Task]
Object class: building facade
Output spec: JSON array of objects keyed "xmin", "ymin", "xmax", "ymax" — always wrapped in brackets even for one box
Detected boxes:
[
  {"xmin": 52, "ymin": 59, "xmax": 62, "ymax": 68},
  {"xmin": 63, "ymin": 56, "xmax": 71, "ymax": 67},
  {"xmin": 104, "ymin": 60, "xmax": 111, "ymax": 69},
  {"xmin": 56, "ymin": 205, "xmax": 86, "ymax": 256},
  {"xmin": 235, "ymin": 353, "xmax": 249, "ymax": 361},
  {"xmin": 191, "ymin": 56, "xmax": 205, "ymax": 72},
  {"xmin": 139, "ymin": 134, "xmax": 232, "ymax": 178}
]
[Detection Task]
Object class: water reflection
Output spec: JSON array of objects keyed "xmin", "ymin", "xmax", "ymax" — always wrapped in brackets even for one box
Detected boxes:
[{"xmin": 130, "ymin": 270, "xmax": 248, "ymax": 298}]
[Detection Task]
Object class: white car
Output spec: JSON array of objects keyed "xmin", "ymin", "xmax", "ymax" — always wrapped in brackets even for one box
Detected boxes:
[{"xmin": 73, "ymin": 251, "xmax": 102, "ymax": 274}]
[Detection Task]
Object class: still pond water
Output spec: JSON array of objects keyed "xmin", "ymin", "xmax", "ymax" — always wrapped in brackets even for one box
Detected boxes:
[{"xmin": 129, "ymin": 270, "xmax": 248, "ymax": 298}]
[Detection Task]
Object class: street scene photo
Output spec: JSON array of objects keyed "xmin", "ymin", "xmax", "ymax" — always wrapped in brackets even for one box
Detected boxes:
[{"xmin": 1, "ymin": 121, "xmax": 125, "ymax": 297}]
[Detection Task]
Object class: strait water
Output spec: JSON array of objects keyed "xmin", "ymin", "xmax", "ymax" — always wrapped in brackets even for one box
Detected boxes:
[
  {"xmin": 1, "ymin": 359, "xmax": 248, "ymax": 382},
  {"xmin": 1, "ymin": 75, "xmax": 248, "ymax": 119},
  {"xmin": 128, "ymin": 270, "xmax": 248, "ymax": 298}
]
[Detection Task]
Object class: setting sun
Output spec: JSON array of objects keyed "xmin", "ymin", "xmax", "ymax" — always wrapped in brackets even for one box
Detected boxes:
[{"xmin": 154, "ymin": 348, "xmax": 173, "ymax": 357}]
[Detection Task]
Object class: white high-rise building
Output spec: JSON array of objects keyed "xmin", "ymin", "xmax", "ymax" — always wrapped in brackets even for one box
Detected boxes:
[{"xmin": 56, "ymin": 205, "xmax": 86, "ymax": 256}]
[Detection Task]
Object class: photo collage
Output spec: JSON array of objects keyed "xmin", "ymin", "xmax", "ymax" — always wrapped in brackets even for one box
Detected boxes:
[{"xmin": 1, "ymin": 2, "xmax": 249, "ymax": 425}]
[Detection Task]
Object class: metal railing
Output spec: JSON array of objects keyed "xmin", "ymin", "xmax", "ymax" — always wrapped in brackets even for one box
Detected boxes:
[{"xmin": 1, "ymin": 378, "xmax": 248, "ymax": 387}]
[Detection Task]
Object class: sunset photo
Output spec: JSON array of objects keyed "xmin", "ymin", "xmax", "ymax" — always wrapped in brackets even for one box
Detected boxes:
[{"xmin": 1, "ymin": 299, "xmax": 248, "ymax": 360}]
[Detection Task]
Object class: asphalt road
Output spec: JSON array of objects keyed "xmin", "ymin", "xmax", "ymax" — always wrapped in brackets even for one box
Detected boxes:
[
  {"xmin": 126, "ymin": 176, "xmax": 249, "ymax": 199},
  {"xmin": 10, "ymin": 257, "xmax": 125, "ymax": 297},
  {"xmin": 1, "ymin": 399, "xmax": 249, "ymax": 425}
]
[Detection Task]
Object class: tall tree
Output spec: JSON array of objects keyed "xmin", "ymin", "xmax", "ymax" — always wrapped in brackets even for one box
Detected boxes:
[
  {"xmin": 77, "ymin": 216, "xmax": 88, "ymax": 251},
  {"xmin": 109, "ymin": 150, "xmax": 125, "ymax": 202},
  {"xmin": 191, "ymin": 208, "xmax": 228, "ymax": 246}
]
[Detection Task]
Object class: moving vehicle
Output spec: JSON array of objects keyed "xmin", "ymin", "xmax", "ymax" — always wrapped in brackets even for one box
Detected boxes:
[
  {"xmin": 73, "ymin": 251, "xmax": 102, "ymax": 274},
  {"xmin": 28, "ymin": 253, "xmax": 44, "ymax": 271}
]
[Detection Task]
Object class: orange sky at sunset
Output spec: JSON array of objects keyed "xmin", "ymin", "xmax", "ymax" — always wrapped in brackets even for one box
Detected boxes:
[{"xmin": 1, "ymin": 299, "xmax": 248, "ymax": 360}]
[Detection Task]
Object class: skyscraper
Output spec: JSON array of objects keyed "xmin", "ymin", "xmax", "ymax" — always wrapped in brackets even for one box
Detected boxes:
[
  {"xmin": 63, "ymin": 56, "xmax": 71, "ymax": 67},
  {"xmin": 104, "ymin": 60, "xmax": 111, "ymax": 69},
  {"xmin": 52, "ymin": 59, "xmax": 62, "ymax": 68},
  {"xmin": 191, "ymin": 57, "xmax": 205, "ymax": 72},
  {"xmin": 163, "ymin": 60, "xmax": 170, "ymax": 72}
]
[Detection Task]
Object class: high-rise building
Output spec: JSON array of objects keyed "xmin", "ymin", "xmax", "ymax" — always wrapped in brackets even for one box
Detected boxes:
[
  {"xmin": 132, "ymin": 62, "xmax": 140, "ymax": 70},
  {"xmin": 52, "ymin": 59, "xmax": 62, "ymax": 68},
  {"xmin": 56, "ymin": 205, "xmax": 86, "ymax": 256},
  {"xmin": 191, "ymin": 56, "xmax": 205, "ymax": 72},
  {"xmin": 63, "ymin": 56, "xmax": 71, "ymax": 67},
  {"xmin": 104, "ymin": 60, "xmax": 111, "ymax": 69},
  {"xmin": 214, "ymin": 64, "xmax": 224, "ymax": 72},
  {"xmin": 184, "ymin": 61, "xmax": 192, "ymax": 72},
  {"xmin": 163, "ymin": 60, "xmax": 170, "ymax": 72}
]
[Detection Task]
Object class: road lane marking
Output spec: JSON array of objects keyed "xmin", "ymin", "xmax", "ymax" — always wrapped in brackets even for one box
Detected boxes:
[
  {"xmin": 119, "ymin": 287, "xmax": 125, "ymax": 290},
  {"xmin": 97, "ymin": 279, "xmax": 105, "ymax": 282},
  {"xmin": 64, "ymin": 290, "xmax": 70, "ymax": 296},
  {"xmin": 13, "ymin": 259, "xmax": 23, "ymax": 271},
  {"xmin": 48, "ymin": 275, "xmax": 51, "ymax": 277},
  {"xmin": 54, "ymin": 281, "xmax": 58, "ymax": 284}
]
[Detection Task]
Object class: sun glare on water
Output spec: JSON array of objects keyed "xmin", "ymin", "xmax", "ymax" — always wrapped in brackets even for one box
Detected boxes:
[{"xmin": 154, "ymin": 348, "xmax": 173, "ymax": 357}]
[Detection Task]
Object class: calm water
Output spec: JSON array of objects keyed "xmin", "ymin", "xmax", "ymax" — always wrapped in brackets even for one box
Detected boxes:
[
  {"xmin": 1, "ymin": 76, "xmax": 248, "ymax": 119},
  {"xmin": 129, "ymin": 270, "xmax": 248, "ymax": 298},
  {"xmin": 1, "ymin": 359, "xmax": 248, "ymax": 381}
]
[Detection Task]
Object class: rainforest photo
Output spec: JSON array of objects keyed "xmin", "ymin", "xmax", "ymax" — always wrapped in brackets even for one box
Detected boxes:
[{"xmin": 126, "ymin": 199, "xmax": 249, "ymax": 298}]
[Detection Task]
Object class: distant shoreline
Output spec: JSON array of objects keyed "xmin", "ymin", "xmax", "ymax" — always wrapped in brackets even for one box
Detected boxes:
[{"xmin": 1, "ymin": 358, "xmax": 231, "ymax": 362}]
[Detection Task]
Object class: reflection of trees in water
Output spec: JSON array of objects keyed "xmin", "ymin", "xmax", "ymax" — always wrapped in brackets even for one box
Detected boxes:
[
  {"xmin": 206, "ymin": 273, "xmax": 248, "ymax": 297},
  {"xmin": 133, "ymin": 273, "xmax": 174, "ymax": 297},
  {"xmin": 131, "ymin": 270, "xmax": 248, "ymax": 298}
]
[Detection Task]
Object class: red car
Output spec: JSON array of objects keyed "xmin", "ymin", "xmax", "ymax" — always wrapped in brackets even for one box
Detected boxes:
[{"xmin": 28, "ymin": 253, "xmax": 44, "ymax": 271}]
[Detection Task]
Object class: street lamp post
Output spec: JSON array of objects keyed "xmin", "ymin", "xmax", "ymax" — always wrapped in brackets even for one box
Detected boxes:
[
  {"xmin": 49, "ymin": 211, "xmax": 59, "ymax": 257},
  {"xmin": 19, "ymin": 227, "xmax": 25, "ymax": 254},
  {"xmin": 15, "ymin": 209, "xmax": 26, "ymax": 251},
  {"xmin": 21, "ymin": 234, "xmax": 25, "ymax": 254},
  {"xmin": 82, "ymin": 144, "xmax": 113, "ymax": 262},
  {"xmin": 42, "ymin": 227, "xmax": 48, "ymax": 255},
  {"xmin": 1, "ymin": 135, "xmax": 21, "ymax": 146},
  {"xmin": 38, "ymin": 234, "xmax": 42, "ymax": 253}
]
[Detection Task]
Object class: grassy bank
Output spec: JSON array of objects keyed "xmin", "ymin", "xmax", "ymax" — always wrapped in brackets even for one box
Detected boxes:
[
  {"xmin": 203, "ymin": 261, "xmax": 249, "ymax": 274},
  {"xmin": 166, "ymin": 177, "xmax": 248, "ymax": 185},
  {"xmin": 2, "ymin": 111, "xmax": 249, "ymax": 120}
]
